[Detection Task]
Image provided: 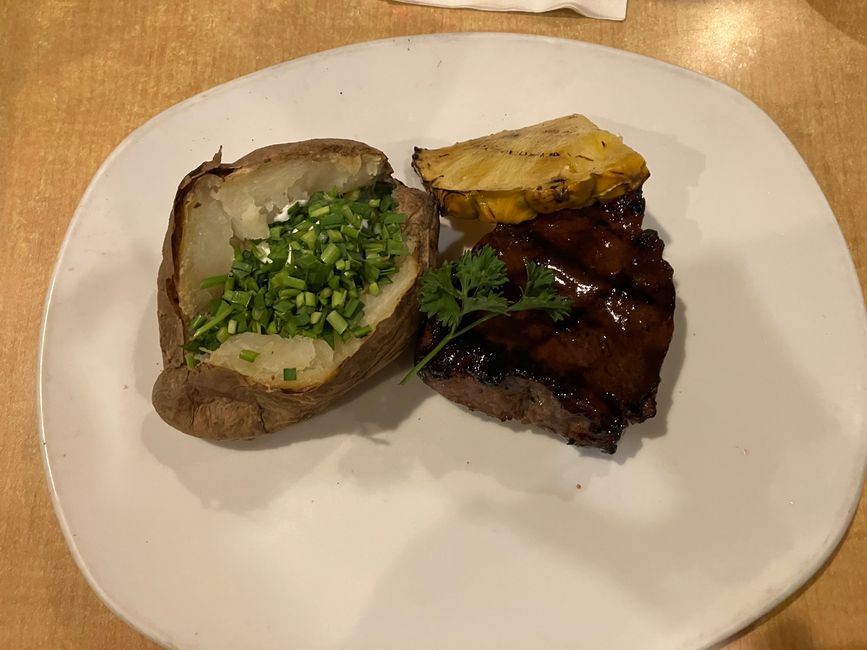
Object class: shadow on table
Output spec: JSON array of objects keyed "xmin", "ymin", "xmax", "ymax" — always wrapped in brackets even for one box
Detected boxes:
[{"xmin": 806, "ymin": 0, "xmax": 867, "ymax": 46}]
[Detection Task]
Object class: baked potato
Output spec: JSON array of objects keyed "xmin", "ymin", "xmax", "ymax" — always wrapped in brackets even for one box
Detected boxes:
[{"xmin": 153, "ymin": 139, "xmax": 438, "ymax": 440}]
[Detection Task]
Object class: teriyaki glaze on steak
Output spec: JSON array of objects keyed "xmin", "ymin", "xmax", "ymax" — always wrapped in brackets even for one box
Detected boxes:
[{"xmin": 415, "ymin": 190, "xmax": 675, "ymax": 453}]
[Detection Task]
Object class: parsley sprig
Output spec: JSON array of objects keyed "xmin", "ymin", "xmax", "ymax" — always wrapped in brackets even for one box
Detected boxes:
[{"xmin": 400, "ymin": 246, "xmax": 572, "ymax": 383}]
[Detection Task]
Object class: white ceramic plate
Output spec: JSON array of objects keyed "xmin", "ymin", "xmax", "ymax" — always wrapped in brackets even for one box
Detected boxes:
[{"xmin": 39, "ymin": 33, "xmax": 867, "ymax": 650}]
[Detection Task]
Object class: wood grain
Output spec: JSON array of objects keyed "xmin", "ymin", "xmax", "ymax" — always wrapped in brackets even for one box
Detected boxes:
[{"xmin": 0, "ymin": 1, "xmax": 864, "ymax": 647}]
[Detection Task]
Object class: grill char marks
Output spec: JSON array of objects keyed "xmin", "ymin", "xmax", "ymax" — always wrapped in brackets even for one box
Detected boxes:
[{"xmin": 416, "ymin": 190, "xmax": 675, "ymax": 453}]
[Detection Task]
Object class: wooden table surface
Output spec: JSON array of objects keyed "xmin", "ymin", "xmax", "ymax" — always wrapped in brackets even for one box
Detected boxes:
[{"xmin": 1, "ymin": 0, "xmax": 864, "ymax": 647}]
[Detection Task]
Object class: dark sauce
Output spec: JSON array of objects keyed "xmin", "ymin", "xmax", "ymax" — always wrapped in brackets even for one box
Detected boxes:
[{"xmin": 418, "ymin": 191, "xmax": 675, "ymax": 432}]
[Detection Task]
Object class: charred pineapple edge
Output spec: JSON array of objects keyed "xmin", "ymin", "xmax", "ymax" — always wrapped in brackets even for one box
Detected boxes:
[{"xmin": 411, "ymin": 115, "xmax": 650, "ymax": 224}]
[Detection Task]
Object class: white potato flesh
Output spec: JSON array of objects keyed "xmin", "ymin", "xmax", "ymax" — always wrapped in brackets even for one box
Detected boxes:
[
  {"xmin": 176, "ymin": 176, "xmax": 234, "ymax": 318},
  {"xmin": 207, "ymin": 252, "xmax": 418, "ymax": 389},
  {"xmin": 218, "ymin": 155, "xmax": 383, "ymax": 240},
  {"xmin": 176, "ymin": 150, "xmax": 417, "ymax": 390},
  {"xmin": 177, "ymin": 153, "xmax": 386, "ymax": 317}
]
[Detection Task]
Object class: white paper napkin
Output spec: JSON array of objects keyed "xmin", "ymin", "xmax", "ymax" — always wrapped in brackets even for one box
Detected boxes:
[{"xmin": 395, "ymin": 0, "xmax": 627, "ymax": 20}]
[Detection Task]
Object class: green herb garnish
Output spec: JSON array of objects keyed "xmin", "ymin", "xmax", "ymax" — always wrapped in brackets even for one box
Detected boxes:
[
  {"xmin": 400, "ymin": 246, "xmax": 572, "ymax": 383},
  {"xmin": 239, "ymin": 349, "xmax": 260, "ymax": 363},
  {"xmin": 184, "ymin": 183, "xmax": 407, "ymax": 372}
]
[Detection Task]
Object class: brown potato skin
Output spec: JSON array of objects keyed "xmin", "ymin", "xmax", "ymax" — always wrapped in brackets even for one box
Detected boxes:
[{"xmin": 152, "ymin": 141, "xmax": 438, "ymax": 440}]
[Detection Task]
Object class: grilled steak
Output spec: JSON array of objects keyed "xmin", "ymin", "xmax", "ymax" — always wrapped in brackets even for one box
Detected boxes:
[{"xmin": 416, "ymin": 190, "xmax": 675, "ymax": 453}]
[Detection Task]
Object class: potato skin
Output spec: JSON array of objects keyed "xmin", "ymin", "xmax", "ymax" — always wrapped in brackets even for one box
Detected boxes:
[{"xmin": 152, "ymin": 141, "xmax": 438, "ymax": 440}]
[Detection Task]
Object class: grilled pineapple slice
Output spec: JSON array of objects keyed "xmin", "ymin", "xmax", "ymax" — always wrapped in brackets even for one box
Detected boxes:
[{"xmin": 412, "ymin": 114, "xmax": 649, "ymax": 224}]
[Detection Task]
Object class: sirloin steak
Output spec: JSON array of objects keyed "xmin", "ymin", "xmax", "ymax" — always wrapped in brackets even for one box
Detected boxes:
[{"xmin": 415, "ymin": 190, "xmax": 675, "ymax": 453}]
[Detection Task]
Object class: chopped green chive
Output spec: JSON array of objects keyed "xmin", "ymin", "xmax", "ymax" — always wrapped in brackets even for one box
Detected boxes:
[
  {"xmin": 224, "ymin": 290, "xmax": 251, "ymax": 306},
  {"xmin": 331, "ymin": 289, "xmax": 346, "ymax": 308},
  {"xmin": 239, "ymin": 349, "xmax": 259, "ymax": 363},
  {"xmin": 193, "ymin": 301, "xmax": 232, "ymax": 339},
  {"xmin": 387, "ymin": 240, "xmax": 409, "ymax": 256},
  {"xmin": 300, "ymin": 228, "xmax": 318, "ymax": 249},
  {"xmin": 189, "ymin": 313, "xmax": 207, "ymax": 332},
  {"xmin": 283, "ymin": 275, "xmax": 306, "ymax": 290},
  {"xmin": 326, "ymin": 310, "xmax": 348, "ymax": 334},
  {"xmin": 343, "ymin": 297, "xmax": 361, "ymax": 318},
  {"xmin": 320, "ymin": 242, "xmax": 341, "ymax": 265},
  {"xmin": 319, "ymin": 212, "xmax": 343, "ymax": 228},
  {"xmin": 183, "ymin": 185, "xmax": 409, "ymax": 365},
  {"xmin": 231, "ymin": 260, "xmax": 253, "ymax": 277},
  {"xmin": 273, "ymin": 299, "xmax": 293, "ymax": 315},
  {"xmin": 200, "ymin": 274, "xmax": 228, "ymax": 289}
]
